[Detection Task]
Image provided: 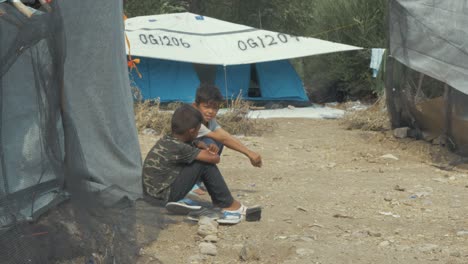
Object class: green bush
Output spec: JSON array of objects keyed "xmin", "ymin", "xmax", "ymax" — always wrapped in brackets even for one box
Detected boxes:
[
  {"xmin": 125, "ymin": 0, "xmax": 387, "ymax": 102},
  {"xmin": 304, "ymin": 0, "xmax": 386, "ymax": 102}
]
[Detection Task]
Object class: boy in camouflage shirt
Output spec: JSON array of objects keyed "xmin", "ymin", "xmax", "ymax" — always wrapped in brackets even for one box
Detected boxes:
[{"xmin": 143, "ymin": 104, "xmax": 245, "ymax": 224}]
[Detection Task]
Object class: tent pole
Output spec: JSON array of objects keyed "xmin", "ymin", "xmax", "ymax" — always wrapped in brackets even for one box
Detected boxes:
[
  {"xmin": 223, "ymin": 65, "xmax": 229, "ymax": 107},
  {"xmin": 443, "ymin": 84, "xmax": 453, "ymax": 149}
]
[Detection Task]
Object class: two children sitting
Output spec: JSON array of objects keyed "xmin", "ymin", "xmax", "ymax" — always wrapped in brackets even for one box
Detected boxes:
[{"xmin": 142, "ymin": 85, "xmax": 262, "ymax": 224}]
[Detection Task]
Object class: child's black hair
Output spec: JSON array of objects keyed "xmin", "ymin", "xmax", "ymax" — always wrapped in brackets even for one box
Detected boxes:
[
  {"xmin": 171, "ymin": 104, "xmax": 203, "ymax": 135},
  {"xmin": 195, "ymin": 84, "xmax": 224, "ymax": 105}
]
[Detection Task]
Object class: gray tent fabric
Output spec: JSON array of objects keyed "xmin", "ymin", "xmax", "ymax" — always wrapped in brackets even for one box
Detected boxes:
[
  {"xmin": 386, "ymin": 0, "xmax": 468, "ymax": 156},
  {"xmin": 60, "ymin": 0, "xmax": 142, "ymax": 199},
  {"xmin": 1, "ymin": 1, "xmax": 67, "ymax": 226},
  {"xmin": 1, "ymin": 1, "xmax": 149, "ymax": 262},
  {"xmin": 389, "ymin": 0, "xmax": 468, "ymax": 95},
  {"xmin": 1, "ymin": 0, "xmax": 142, "ymax": 224}
]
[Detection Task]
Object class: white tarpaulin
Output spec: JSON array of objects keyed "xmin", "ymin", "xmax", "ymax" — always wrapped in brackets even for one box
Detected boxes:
[{"xmin": 125, "ymin": 12, "xmax": 362, "ymax": 65}]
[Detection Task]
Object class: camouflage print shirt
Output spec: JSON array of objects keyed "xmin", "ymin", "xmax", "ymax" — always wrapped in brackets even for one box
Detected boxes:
[{"xmin": 142, "ymin": 135, "xmax": 200, "ymax": 202}]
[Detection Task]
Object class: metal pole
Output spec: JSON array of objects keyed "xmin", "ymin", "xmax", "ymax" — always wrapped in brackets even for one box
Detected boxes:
[
  {"xmin": 223, "ymin": 65, "xmax": 229, "ymax": 107},
  {"xmin": 443, "ymin": 84, "xmax": 453, "ymax": 148},
  {"xmin": 0, "ymin": 27, "xmax": 10, "ymax": 196}
]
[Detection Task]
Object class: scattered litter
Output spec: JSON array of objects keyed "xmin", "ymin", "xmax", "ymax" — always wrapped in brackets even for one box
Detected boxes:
[
  {"xmin": 378, "ymin": 240, "xmax": 391, "ymax": 247},
  {"xmin": 245, "ymin": 105, "xmax": 345, "ymax": 119},
  {"xmin": 333, "ymin": 213, "xmax": 354, "ymax": 219},
  {"xmin": 309, "ymin": 223, "xmax": 324, "ymax": 228},
  {"xmin": 456, "ymin": 230, "xmax": 468, "ymax": 236},
  {"xmin": 142, "ymin": 128, "xmax": 158, "ymax": 136},
  {"xmin": 381, "ymin": 154, "xmax": 399, "ymax": 160},
  {"xmin": 432, "ymin": 178, "xmax": 448, "ymax": 183},
  {"xmin": 417, "ymin": 243, "xmax": 438, "ymax": 253},
  {"xmin": 379, "ymin": 211, "xmax": 401, "ymax": 218},
  {"xmin": 296, "ymin": 248, "xmax": 315, "ymax": 257},
  {"xmin": 408, "ymin": 186, "xmax": 433, "ymax": 199},
  {"xmin": 299, "ymin": 235, "xmax": 316, "ymax": 242},
  {"xmin": 409, "ymin": 191, "xmax": 431, "ymax": 199},
  {"xmin": 296, "ymin": 206, "xmax": 308, "ymax": 212}
]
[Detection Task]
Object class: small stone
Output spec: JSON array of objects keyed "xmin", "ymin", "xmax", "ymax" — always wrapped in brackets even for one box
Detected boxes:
[
  {"xmin": 240, "ymin": 242, "xmax": 261, "ymax": 261},
  {"xmin": 369, "ymin": 231, "xmax": 382, "ymax": 237},
  {"xmin": 187, "ymin": 254, "xmax": 207, "ymax": 264},
  {"xmin": 395, "ymin": 245, "xmax": 411, "ymax": 251},
  {"xmin": 300, "ymin": 235, "xmax": 316, "ymax": 242},
  {"xmin": 137, "ymin": 255, "xmax": 163, "ymax": 264},
  {"xmin": 204, "ymin": 235, "xmax": 219, "ymax": 243},
  {"xmin": 296, "ymin": 248, "xmax": 314, "ymax": 257},
  {"xmin": 199, "ymin": 242, "xmax": 217, "ymax": 256},
  {"xmin": 379, "ymin": 241, "xmax": 390, "ymax": 247},
  {"xmin": 199, "ymin": 216, "xmax": 219, "ymax": 228},
  {"xmin": 450, "ymin": 251, "xmax": 461, "ymax": 257},
  {"xmin": 418, "ymin": 244, "xmax": 438, "ymax": 253},
  {"xmin": 352, "ymin": 230, "xmax": 369, "ymax": 238},
  {"xmin": 393, "ymin": 127, "xmax": 409, "ymax": 138},
  {"xmin": 198, "ymin": 224, "xmax": 217, "ymax": 237},
  {"xmin": 233, "ymin": 244, "xmax": 244, "ymax": 250}
]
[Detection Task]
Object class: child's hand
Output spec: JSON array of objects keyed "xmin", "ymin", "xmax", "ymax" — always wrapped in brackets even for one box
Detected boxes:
[
  {"xmin": 207, "ymin": 144, "xmax": 219, "ymax": 155},
  {"xmin": 196, "ymin": 141, "xmax": 208, "ymax": 150},
  {"xmin": 248, "ymin": 151, "xmax": 262, "ymax": 167}
]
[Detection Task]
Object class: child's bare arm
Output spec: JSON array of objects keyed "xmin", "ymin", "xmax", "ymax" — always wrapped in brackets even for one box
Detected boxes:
[
  {"xmin": 194, "ymin": 141, "xmax": 219, "ymax": 154},
  {"xmin": 207, "ymin": 128, "xmax": 262, "ymax": 167},
  {"xmin": 195, "ymin": 149, "xmax": 220, "ymax": 164}
]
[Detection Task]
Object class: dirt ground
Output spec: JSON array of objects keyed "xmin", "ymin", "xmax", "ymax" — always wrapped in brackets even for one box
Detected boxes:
[{"xmin": 137, "ymin": 118, "xmax": 468, "ymax": 264}]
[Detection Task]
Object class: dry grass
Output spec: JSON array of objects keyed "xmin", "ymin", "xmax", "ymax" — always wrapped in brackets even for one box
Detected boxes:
[
  {"xmin": 341, "ymin": 96, "xmax": 391, "ymax": 131},
  {"xmin": 134, "ymin": 96, "xmax": 276, "ymax": 136},
  {"xmin": 218, "ymin": 96, "xmax": 276, "ymax": 136},
  {"xmin": 134, "ymin": 99, "xmax": 172, "ymax": 135}
]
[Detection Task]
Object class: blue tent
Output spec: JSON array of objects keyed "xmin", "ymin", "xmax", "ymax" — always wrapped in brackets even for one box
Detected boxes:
[{"xmin": 131, "ymin": 58, "xmax": 309, "ymax": 103}]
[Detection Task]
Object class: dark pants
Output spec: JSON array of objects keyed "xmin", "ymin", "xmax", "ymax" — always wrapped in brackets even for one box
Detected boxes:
[
  {"xmin": 200, "ymin": 136, "xmax": 224, "ymax": 155},
  {"xmin": 168, "ymin": 161, "xmax": 234, "ymax": 208}
]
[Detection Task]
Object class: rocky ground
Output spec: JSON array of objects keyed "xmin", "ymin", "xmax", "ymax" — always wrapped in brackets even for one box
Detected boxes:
[{"xmin": 137, "ymin": 118, "xmax": 468, "ymax": 264}]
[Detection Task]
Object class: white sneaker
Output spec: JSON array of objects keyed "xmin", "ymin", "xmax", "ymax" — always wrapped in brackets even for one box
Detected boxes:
[{"xmin": 217, "ymin": 205, "xmax": 247, "ymax": 225}]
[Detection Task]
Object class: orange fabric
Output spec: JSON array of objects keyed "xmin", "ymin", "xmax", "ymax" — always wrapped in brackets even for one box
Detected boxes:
[{"xmin": 124, "ymin": 13, "xmax": 142, "ymax": 78}]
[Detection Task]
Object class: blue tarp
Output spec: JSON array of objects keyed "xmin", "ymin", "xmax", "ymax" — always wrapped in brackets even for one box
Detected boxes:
[
  {"xmin": 255, "ymin": 60, "xmax": 308, "ymax": 101},
  {"xmin": 214, "ymin": 64, "xmax": 250, "ymax": 99},
  {"xmin": 133, "ymin": 58, "xmax": 199, "ymax": 102},
  {"xmin": 132, "ymin": 58, "xmax": 308, "ymax": 102}
]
